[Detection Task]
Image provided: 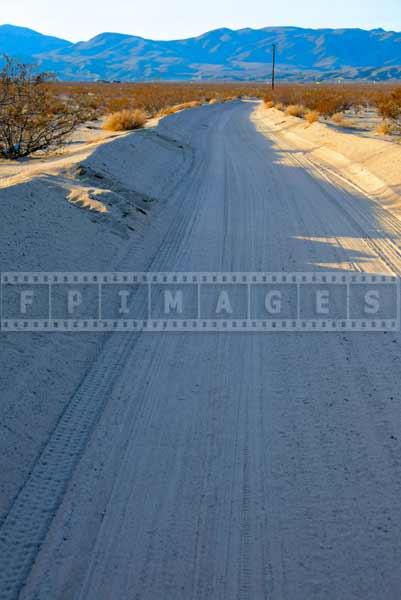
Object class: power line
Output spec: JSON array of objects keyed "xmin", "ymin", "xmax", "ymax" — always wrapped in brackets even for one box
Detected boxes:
[{"xmin": 272, "ymin": 43, "xmax": 276, "ymax": 91}]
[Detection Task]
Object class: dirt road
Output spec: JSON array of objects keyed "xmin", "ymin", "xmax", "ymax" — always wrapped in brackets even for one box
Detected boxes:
[{"xmin": 2, "ymin": 100, "xmax": 401, "ymax": 599}]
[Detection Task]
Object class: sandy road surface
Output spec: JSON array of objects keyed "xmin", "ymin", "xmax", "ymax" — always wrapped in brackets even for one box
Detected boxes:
[{"xmin": 2, "ymin": 100, "xmax": 401, "ymax": 599}]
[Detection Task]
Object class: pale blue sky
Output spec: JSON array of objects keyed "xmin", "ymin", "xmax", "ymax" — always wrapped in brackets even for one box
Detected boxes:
[{"xmin": 2, "ymin": 0, "xmax": 401, "ymax": 41}]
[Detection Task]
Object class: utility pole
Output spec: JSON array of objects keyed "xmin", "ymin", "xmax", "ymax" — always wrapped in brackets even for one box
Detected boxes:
[{"xmin": 271, "ymin": 43, "xmax": 276, "ymax": 91}]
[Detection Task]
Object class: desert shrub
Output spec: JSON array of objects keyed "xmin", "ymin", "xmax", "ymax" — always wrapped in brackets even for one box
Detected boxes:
[
  {"xmin": 331, "ymin": 112, "xmax": 357, "ymax": 129},
  {"xmin": 0, "ymin": 56, "xmax": 91, "ymax": 159},
  {"xmin": 173, "ymin": 101, "xmax": 201, "ymax": 111},
  {"xmin": 26, "ymin": 81, "xmax": 401, "ymax": 136},
  {"xmin": 375, "ymin": 121, "xmax": 392, "ymax": 135},
  {"xmin": 271, "ymin": 86, "xmax": 357, "ymax": 118},
  {"xmin": 313, "ymin": 96, "xmax": 341, "ymax": 117},
  {"xmin": 331, "ymin": 112, "xmax": 347, "ymax": 125},
  {"xmin": 264, "ymin": 100, "xmax": 275, "ymax": 109},
  {"xmin": 305, "ymin": 110, "xmax": 319, "ymax": 124},
  {"xmin": 105, "ymin": 96, "xmax": 132, "ymax": 113},
  {"xmin": 156, "ymin": 100, "xmax": 202, "ymax": 118},
  {"xmin": 313, "ymin": 94, "xmax": 352, "ymax": 117},
  {"xmin": 156, "ymin": 106, "xmax": 177, "ymax": 117},
  {"xmin": 376, "ymin": 88, "xmax": 401, "ymax": 132},
  {"xmin": 103, "ymin": 109, "xmax": 147, "ymax": 131},
  {"xmin": 285, "ymin": 104, "xmax": 305, "ymax": 117}
]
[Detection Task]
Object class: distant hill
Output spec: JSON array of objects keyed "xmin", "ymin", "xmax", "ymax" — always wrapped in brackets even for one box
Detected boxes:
[
  {"xmin": 0, "ymin": 24, "xmax": 71, "ymax": 61},
  {"xmin": 0, "ymin": 24, "xmax": 401, "ymax": 81}
]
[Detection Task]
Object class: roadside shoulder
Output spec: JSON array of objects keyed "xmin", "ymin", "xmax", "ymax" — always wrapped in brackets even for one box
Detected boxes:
[{"xmin": 254, "ymin": 106, "xmax": 401, "ymax": 216}]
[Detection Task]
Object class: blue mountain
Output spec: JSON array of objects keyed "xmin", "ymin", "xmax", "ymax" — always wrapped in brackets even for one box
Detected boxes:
[{"xmin": 0, "ymin": 24, "xmax": 400, "ymax": 81}]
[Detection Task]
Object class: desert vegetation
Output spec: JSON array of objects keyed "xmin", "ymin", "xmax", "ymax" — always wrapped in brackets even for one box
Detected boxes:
[
  {"xmin": 1, "ymin": 57, "xmax": 401, "ymax": 159},
  {"xmin": 0, "ymin": 68, "xmax": 273, "ymax": 157},
  {"xmin": 49, "ymin": 80, "xmax": 269, "ymax": 118},
  {"xmin": 304, "ymin": 110, "xmax": 320, "ymax": 125},
  {"xmin": 285, "ymin": 104, "xmax": 305, "ymax": 118},
  {"xmin": 263, "ymin": 83, "xmax": 401, "ymax": 135},
  {"xmin": 375, "ymin": 88, "xmax": 401, "ymax": 133},
  {"xmin": 0, "ymin": 57, "xmax": 92, "ymax": 158},
  {"xmin": 103, "ymin": 108, "xmax": 147, "ymax": 131}
]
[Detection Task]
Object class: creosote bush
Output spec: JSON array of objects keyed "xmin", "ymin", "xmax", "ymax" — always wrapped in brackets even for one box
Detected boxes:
[
  {"xmin": 375, "ymin": 121, "xmax": 391, "ymax": 135},
  {"xmin": 58, "ymin": 81, "xmax": 268, "ymax": 118},
  {"xmin": 103, "ymin": 109, "xmax": 147, "ymax": 131},
  {"xmin": 376, "ymin": 88, "xmax": 401, "ymax": 132},
  {"xmin": 331, "ymin": 112, "xmax": 347, "ymax": 126},
  {"xmin": 305, "ymin": 110, "xmax": 319, "ymax": 125},
  {"xmin": 304, "ymin": 110, "xmax": 320, "ymax": 125},
  {"xmin": 285, "ymin": 104, "xmax": 305, "ymax": 117},
  {"xmin": 156, "ymin": 100, "xmax": 202, "ymax": 118},
  {"xmin": 0, "ymin": 56, "xmax": 92, "ymax": 159},
  {"xmin": 264, "ymin": 86, "xmax": 355, "ymax": 117},
  {"xmin": 264, "ymin": 84, "xmax": 401, "ymax": 134}
]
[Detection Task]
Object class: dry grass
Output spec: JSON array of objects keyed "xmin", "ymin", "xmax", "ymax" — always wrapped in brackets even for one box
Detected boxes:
[
  {"xmin": 265, "ymin": 86, "xmax": 355, "ymax": 117},
  {"xmin": 331, "ymin": 112, "xmax": 347, "ymax": 126},
  {"xmin": 330, "ymin": 112, "xmax": 357, "ymax": 129},
  {"xmin": 263, "ymin": 83, "xmax": 401, "ymax": 132},
  {"xmin": 375, "ymin": 121, "xmax": 392, "ymax": 135},
  {"xmin": 49, "ymin": 81, "xmax": 271, "ymax": 119},
  {"xmin": 46, "ymin": 80, "xmax": 401, "ymax": 122},
  {"xmin": 285, "ymin": 104, "xmax": 305, "ymax": 118},
  {"xmin": 157, "ymin": 100, "xmax": 202, "ymax": 117},
  {"xmin": 156, "ymin": 105, "xmax": 178, "ymax": 117},
  {"xmin": 262, "ymin": 84, "xmax": 401, "ymax": 133},
  {"xmin": 103, "ymin": 109, "xmax": 147, "ymax": 131},
  {"xmin": 174, "ymin": 100, "xmax": 202, "ymax": 110},
  {"xmin": 305, "ymin": 110, "xmax": 320, "ymax": 125},
  {"xmin": 37, "ymin": 81, "xmax": 401, "ymax": 139},
  {"xmin": 376, "ymin": 88, "xmax": 401, "ymax": 132}
]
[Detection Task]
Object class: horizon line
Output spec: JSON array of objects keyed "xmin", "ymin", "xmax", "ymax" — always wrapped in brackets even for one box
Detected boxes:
[{"xmin": 0, "ymin": 22, "xmax": 399, "ymax": 45}]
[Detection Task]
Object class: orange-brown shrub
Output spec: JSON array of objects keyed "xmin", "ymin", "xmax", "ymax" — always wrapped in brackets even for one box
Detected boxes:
[
  {"xmin": 48, "ymin": 82, "xmax": 270, "ymax": 118},
  {"xmin": 157, "ymin": 100, "xmax": 202, "ymax": 118},
  {"xmin": 331, "ymin": 112, "xmax": 346, "ymax": 125},
  {"xmin": 173, "ymin": 100, "xmax": 202, "ymax": 110},
  {"xmin": 376, "ymin": 88, "xmax": 401, "ymax": 132},
  {"xmin": 305, "ymin": 110, "xmax": 319, "ymax": 124},
  {"xmin": 39, "ymin": 81, "xmax": 401, "ymax": 137},
  {"xmin": 375, "ymin": 121, "xmax": 391, "ymax": 135},
  {"xmin": 269, "ymin": 85, "xmax": 369, "ymax": 117},
  {"xmin": 103, "ymin": 109, "xmax": 147, "ymax": 131},
  {"xmin": 285, "ymin": 104, "xmax": 305, "ymax": 117}
]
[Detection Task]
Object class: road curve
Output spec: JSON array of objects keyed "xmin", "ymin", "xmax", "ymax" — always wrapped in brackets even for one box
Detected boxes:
[{"xmin": 2, "ymin": 100, "xmax": 401, "ymax": 600}]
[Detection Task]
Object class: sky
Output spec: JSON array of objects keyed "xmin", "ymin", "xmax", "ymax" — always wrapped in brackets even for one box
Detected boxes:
[{"xmin": 2, "ymin": 0, "xmax": 401, "ymax": 42}]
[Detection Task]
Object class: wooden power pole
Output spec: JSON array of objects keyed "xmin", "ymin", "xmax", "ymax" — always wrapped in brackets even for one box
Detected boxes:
[{"xmin": 271, "ymin": 43, "xmax": 276, "ymax": 91}]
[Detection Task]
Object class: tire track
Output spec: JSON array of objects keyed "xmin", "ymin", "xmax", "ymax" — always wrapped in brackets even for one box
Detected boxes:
[{"xmin": 0, "ymin": 105, "xmax": 232, "ymax": 600}]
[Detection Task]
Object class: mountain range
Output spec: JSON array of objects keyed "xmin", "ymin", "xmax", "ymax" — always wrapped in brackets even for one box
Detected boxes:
[{"xmin": 1, "ymin": 23, "xmax": 401, "ymax": 81}]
